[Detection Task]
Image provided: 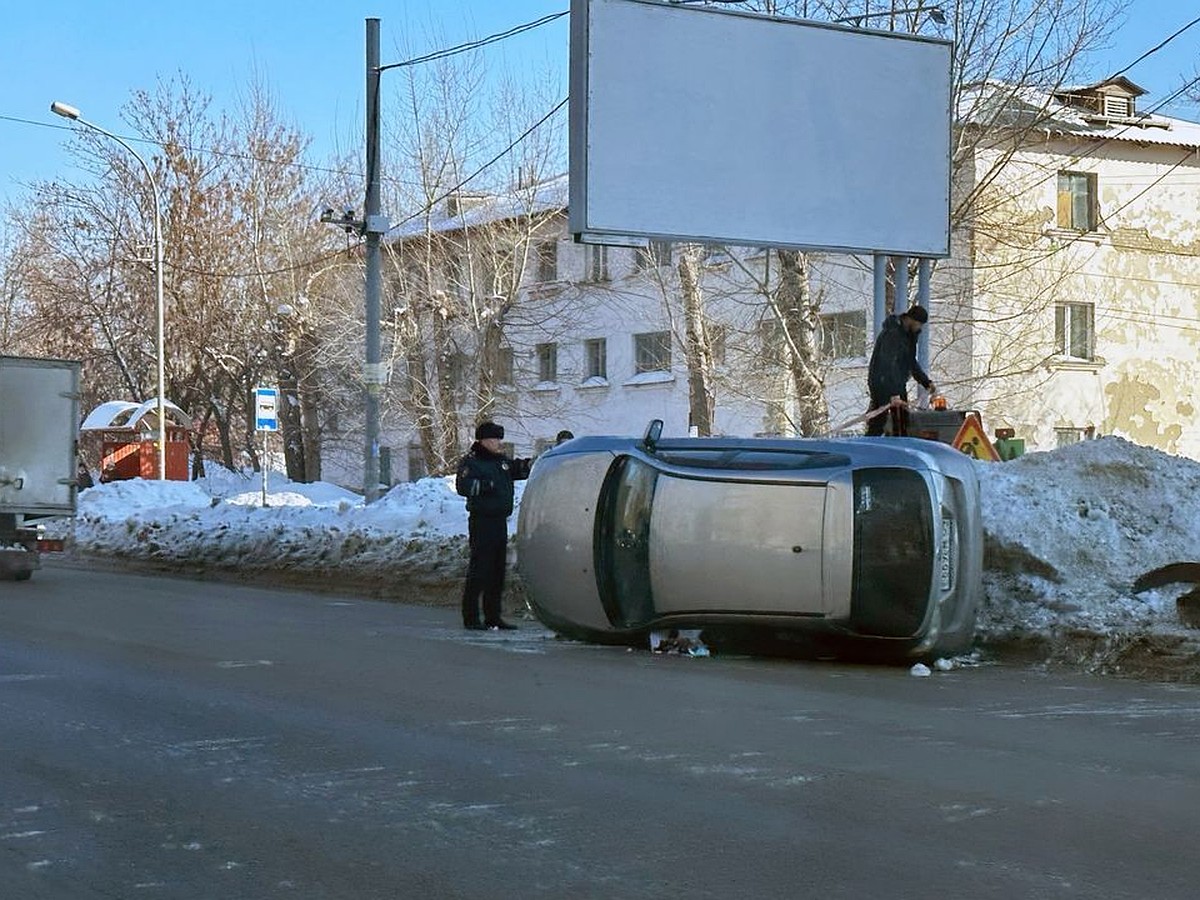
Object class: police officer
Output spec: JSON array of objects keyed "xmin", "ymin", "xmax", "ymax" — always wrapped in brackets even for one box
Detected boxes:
[{"xmin": 455, "ymin": 421, "xmax": 532, "ymax": 630}]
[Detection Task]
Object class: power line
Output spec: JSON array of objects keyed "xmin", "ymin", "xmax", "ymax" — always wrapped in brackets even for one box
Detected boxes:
[
  {"xmin": 0, "ymin": 113, "xmax": 366, "ymax": 182},
  {"xmin": 387, "ymin": 97, "xmax": 569, "ymax": 234},
  {"xmin": 163, "ymin": 95, "xmax": 567, "ymax": 281},
  {"xmin": 1108, "ymin": 14, "xmax": 1200, "ymax": 80},
  {"xmin": 378, "ymin": 11, "xmax": 568, "ymax": 72}
]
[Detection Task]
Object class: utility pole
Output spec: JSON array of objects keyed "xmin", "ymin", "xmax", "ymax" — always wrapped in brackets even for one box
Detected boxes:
[{"xmin": 363, "ymin": 17, "xmax": 385, "ymax": 502}]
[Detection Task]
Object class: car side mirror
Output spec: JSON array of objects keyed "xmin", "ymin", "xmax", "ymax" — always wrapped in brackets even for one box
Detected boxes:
[{"xmin": 642, "ymin": 419, "xmax": 663, "ymax": 452}]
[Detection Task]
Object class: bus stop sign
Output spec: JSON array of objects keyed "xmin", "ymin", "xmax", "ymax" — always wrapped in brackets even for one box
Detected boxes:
[{"xmin": 255, "ymin": 387, "xmax": 279, "ymax": 432}]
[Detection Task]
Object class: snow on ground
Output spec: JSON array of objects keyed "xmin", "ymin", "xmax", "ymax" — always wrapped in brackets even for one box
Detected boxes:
[
  {"xmin": 69, "ymin": 436, "xmax": 1200, "ymax": 650},
  {"xmin": 978, "ymin": 437, "xmax": 1200, "ymax": 641}
]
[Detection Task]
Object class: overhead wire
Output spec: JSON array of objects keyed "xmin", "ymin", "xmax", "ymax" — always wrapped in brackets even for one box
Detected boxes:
[
  {"xmin": 1107, "ymin": 13, "xmax": 1200, "ymax": 80},
  {"xmin": 378, "ymin": 11, "xmax": 568, "ymax": 72}
]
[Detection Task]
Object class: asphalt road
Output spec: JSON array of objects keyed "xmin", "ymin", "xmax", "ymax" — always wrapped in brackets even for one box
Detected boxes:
[{"xmin": 3, "ymin": 564, "xmax": 1200, "ymax": 899}]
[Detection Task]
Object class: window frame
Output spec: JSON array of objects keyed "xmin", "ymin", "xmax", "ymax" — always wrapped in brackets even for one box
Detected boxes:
[
  {"xmin": 496, "ymin": 346, "xmax": 515, "ymax": 387},
  {"xmin": 536, "ymin": 239, "xmax": 558, "ymax": 282},
  {"xmin": 1056, "ymin": 171, "xmax": 1098, "ymax": 232},
  {"xmin": 819, "ymin": 310, "xmax": 867, "ymax": 360},
  {"xmin": 634, "ymin": 330, "xmax": 672, "ymax": 375},
  {"xmin": 587, "ymin": 244, "xmax": 610, "ymax": 282},
  {"xmin": 536, "ymin": 341, "xmax": 559, "ymax": 383},
  {"xmin": 584, "ymin": 337, "xmax": 608, "ymax": 380},
  {"xmin": 1054, "ymin": 301, "xmax": 1095, "ymax": 361}
]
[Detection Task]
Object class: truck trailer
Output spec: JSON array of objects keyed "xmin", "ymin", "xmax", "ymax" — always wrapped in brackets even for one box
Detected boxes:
[{"xmin": 0, "ymin": 355, "xmax": 81, "ymax": 581}]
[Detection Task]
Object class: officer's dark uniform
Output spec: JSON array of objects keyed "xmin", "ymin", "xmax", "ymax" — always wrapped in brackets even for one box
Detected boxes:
[{"xmin": 455, "ymin": 422, "xmax": 532, "ymax": 629}]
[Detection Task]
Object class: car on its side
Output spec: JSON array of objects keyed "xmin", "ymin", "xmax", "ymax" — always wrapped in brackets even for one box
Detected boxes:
[{"xmin": 516, "ymin": 422, "xmax": 983, "ymax": 662}]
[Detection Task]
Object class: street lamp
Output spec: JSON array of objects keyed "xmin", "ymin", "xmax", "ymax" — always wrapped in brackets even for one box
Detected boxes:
[
  {"xmin": 51, "ymin": 100, "xmax": 168, "ymax": 481},
  {"xmin": 836, "ymin": 5, "xmax": 947, "ymax": 26}
]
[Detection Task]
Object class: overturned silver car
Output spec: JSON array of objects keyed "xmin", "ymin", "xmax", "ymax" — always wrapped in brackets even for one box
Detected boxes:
[{"xmin": 516, "ymin": 423, "xmax": 983, "ymax": 662}]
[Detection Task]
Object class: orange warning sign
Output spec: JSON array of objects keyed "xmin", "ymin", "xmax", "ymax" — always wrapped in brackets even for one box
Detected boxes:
[{"xmin": 950, "ymin": 413, "xmax": 1000, "ymax": 461}]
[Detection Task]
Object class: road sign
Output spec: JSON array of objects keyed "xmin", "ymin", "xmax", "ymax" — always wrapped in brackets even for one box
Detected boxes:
[
  {"xmin": 255, "ymin": 387, "xmax": 279, "ymax": 432},
  {"xmin": 951, "ymin": 413, "xmax": 1000, "ymax": 461}
]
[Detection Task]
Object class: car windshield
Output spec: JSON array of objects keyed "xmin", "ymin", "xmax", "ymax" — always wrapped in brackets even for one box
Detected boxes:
[{"xmin": 851, "ymin": 468, "xmax": 935, "ymax": 637}]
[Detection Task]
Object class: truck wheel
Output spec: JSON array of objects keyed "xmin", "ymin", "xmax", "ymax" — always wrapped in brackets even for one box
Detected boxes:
[{"xmin": 13, "ymin": 571, "xmax": 32, "ymax": 581}]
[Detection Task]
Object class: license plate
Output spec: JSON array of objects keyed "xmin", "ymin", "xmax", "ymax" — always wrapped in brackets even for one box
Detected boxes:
[{"xmin": 938, "ymin": 518, "xmax": 955, "ymax": 592}]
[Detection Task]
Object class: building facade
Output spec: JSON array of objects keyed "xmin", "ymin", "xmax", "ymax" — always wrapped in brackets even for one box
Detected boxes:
[{"xmin": 322, "ymin": 78, "xmax": 1200, "ymax": 488}]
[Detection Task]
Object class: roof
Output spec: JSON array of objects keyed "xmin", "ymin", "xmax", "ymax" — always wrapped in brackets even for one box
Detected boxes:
[
  {"xmin": 81, "ymin": 399, "xmax": 191, "ymax": 432},
  {"xmin": 386, "ymin": 174, "xmax": 568, "ymax": 242},
  {"xmin": 1058, "ymin": 76, "xmax": 1148, "ymax": 97},
  {"xmin": 959, "ymin": 80, "xmax": 1200, "ymax": 151}
]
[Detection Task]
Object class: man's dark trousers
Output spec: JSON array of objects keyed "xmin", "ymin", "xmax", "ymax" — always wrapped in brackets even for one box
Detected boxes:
[
  {"xmin": 866, "ymin": 392, "xmax": 909, "ymax": 437},
  {"xmin": 462, "ymin": 514, "xmax": 509, "ymax": 626}
]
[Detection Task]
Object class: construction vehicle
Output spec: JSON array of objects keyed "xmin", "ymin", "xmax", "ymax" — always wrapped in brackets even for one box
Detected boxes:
[{"xmin": 0, "ymin": 355, "xmax": 81, "ymax": 581}]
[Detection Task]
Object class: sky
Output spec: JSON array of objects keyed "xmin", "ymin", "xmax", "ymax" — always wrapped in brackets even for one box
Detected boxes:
[
  {"xmin": 63, "ymin": 434, "xmax": 1200, "ymax": 676},
  {"xmin": 1, "ymin": 0, "xmax": 1198, "ymax": 213}
]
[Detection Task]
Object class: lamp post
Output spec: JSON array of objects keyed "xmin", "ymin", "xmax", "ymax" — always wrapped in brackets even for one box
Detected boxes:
[
  {"xmin": 836, "ymin": 6, "xmax": 947, "ymax": 27},
  {"xmin": 51, "ymin": 101, "xmax": 168, "ymax": 481}
]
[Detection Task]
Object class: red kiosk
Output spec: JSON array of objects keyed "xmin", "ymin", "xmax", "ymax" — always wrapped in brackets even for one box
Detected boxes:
[{"xmin": 80, "ymin": 399, "xmax": 192, "ymax": 481}]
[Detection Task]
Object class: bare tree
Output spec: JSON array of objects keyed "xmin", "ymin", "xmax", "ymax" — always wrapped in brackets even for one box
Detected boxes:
[
  {"xmin": 375, "ymin": 41, "xmax": 568, "ymax": 475},
  {"xmin": 3, "ymin": 74, "xmax": 341, "ymax": 476}
]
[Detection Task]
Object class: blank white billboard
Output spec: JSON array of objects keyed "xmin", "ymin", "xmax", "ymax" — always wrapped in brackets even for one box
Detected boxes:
[{"xmin": 569, "ymin": 0, "xmax": 953, "ymax": 257}]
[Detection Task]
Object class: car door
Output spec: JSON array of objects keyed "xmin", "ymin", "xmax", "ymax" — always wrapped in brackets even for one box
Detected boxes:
[{"xmin": 648, "ymin": 475, "xmax": 829, "ymax": 616}]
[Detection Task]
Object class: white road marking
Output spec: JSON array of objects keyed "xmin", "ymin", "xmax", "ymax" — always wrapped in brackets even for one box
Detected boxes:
[{"xmin": 216, "ymin": 660, "xmax": 274, "ymax": 668}]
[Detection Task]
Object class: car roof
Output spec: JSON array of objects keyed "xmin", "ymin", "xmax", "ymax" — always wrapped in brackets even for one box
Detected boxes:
[{"xmin": 542, "ymin": 433, "xmax": 974, "ymax": 475}]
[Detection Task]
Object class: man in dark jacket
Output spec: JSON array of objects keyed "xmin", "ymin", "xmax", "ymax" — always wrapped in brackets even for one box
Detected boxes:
[
  {"xmin": 866, "ymin": 305, "xmax": 936, "ymax": 437},
  {"xmin": 455, "ymin": 421, "xmax": 533, "ymax": 631}
]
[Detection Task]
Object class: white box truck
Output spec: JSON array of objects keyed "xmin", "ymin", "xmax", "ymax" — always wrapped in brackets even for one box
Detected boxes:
[{"xmin": 0, "ymin": 355, "xmax": 81, "ymax": 581}]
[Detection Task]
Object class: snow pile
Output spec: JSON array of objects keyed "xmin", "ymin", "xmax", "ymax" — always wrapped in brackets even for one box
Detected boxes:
[
  {"xmin": 69, "ymin": 436, "xmax": 1200, "ymax": 647},
  {"xmin": 977, "ymin": 436, "xmax": 1200, "ymax": 640},
  {"xmin": 73, "ymin": 469, "xmax": 491, "ymax": 577}
]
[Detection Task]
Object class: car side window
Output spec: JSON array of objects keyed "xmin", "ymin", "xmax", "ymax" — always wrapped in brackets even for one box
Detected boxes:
[{"xmin": 596, "ymin": 456, "xmax": 658, "ymax": 628}]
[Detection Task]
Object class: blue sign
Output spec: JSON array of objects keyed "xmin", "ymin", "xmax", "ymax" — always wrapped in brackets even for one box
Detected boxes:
[{"xmin": 255, "ymin": 387, "xmax": 279, "ymax": 432}]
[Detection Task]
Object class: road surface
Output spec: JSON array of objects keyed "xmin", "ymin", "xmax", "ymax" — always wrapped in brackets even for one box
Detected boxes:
[{"xmin": 2, "ymin": 564, "xmax": 1199, "ymax": 898}]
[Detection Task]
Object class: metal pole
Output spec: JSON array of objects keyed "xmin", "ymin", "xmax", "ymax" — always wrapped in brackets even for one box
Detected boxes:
[
  {"xmin": 917, "ymin": 258, "xmax": 932, "ymax": 374},
  {"xmin": 363, "ymin": 18, "xmax": 383, "ymax": 503},
  {"xmin": 872, "ymin": 253, "xmax": 887, "ymax": 337},
  {"xmin": 261, "ymin": 430, "xmax": 269, "ymax": 508},
  {"xmin": 50, "ymin": 103, "xmax": 168, "ymax": 480},
  {"xmin": 894, "ymin": 255, "xmax": 909, "ymax": 313}
]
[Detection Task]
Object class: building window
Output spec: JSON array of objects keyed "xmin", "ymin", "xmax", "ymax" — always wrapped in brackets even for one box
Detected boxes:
[
  {"xmin": 587, "ymin": 245, "xmax": 610, "ymax": 282},
  {"xmin": 536, "ymin": 342, "xmax": 558, "ymax": 382},
  {"xmin": 1057, "ymin": 171, "xmax": 1097, "ymax": 232},
  {"xmin": 1054, "ymin": 427, "xmax": 1092, "ymax": 448},
  {"xmin": 1055, "ymin": 302, "xmax": 1095, "ymax": 360},
  {"xmin": 636, "ymin": 240, "xmax": 673, "ymax": 270},
  {"xmin": 496, "ymin": 347, "xmax": 515, "ymax": 386},
  {"xmin": 584, "ymin": 338, "xmax": 607, "ymax": 380},
  {"xmin": 634, "ymin": 331, "xmax": 671, "ymax": 374},
  {"xmin": 537, "ymin": 240, "xmax": 558, "ymax": 282},
  {"xmin": 820, "ymin": 310, "xmax": 867, "ymax": 359}
]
